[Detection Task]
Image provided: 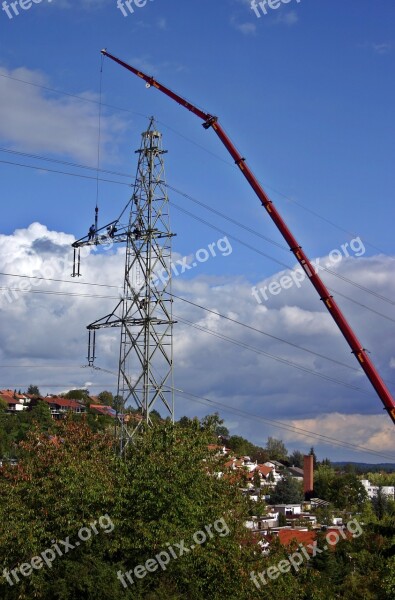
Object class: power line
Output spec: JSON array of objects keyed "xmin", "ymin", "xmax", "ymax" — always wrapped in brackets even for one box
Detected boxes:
[
  {"xmin": 170, "ymin": 293, "xmax": 360, "ymax": 374},
  {"xmin": 0, "ymin": 70, "xmax": 389, "ymax": 256},
  {"xmin": 1, "ymin": 151, "xmax": 394, "ymax": 311},
  {"xmin": 176, "ymin": 316, "xmax": 372, "ymax": 396},
  {"xmin": 2, "ymin": 271, "xmax": 395, "ymax": 385},
  {"xmin": 175, "ymin": 389, "xmax": 395, "ymax": 461}
]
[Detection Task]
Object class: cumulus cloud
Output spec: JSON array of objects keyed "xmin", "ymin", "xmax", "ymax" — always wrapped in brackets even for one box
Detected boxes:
[
  {"xmin": 0, "ymin": 66, "xmax": 127, "ymax": 163},
  {"xmin": 0, "ymin": 223, "xmax": 394, "ymax": 460},
  {"xmin": 287, "ymin": 413, "xmax": 395, "ymax": 455},
  {"xmin": 234, "ymin": 22, "xmax": 257, "ymax": 35}
]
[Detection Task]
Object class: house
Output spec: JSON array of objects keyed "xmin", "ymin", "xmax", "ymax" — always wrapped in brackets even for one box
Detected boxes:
[
  {"xmin": 0, "ymin": 390, "xmax": 30, "ymax": 413},
  {"xmin": 207, "ymin": 444, "xmax": 231, "ymax": 456},
  {"xmin": 309, "ymin": 498, "xmax": 331, "ymax": 509},
  {"xmin": 40, "ymin": 397, "xmax": 86, "ymax": 419},
  {"xmin": 361, "ymin": 479, "xmax": 395, "ymax": 500},
  {"xmin": 276, "ymin": 526, "xmax": 353, "ymax": 551},
  {"xmin": 264, "ymin": 460, "xmax": 285, "ymax": 471},
  {"xmin": 89, "ymin": 404, "xmax": 118, "ymax": 418},
  {"xmin": 271, "ymin": 503, "xmax": 302, "ymax": 516},
  {"xmin": 287, "ymin": 466, "xmax": 304, "ymax": 481}
]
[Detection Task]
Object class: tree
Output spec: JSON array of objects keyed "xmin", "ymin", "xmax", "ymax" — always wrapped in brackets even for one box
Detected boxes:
[
  {"xmin": 309, "ymin": 447, "xmax": 318, "ymax": 469},
  {"xmin": 27, "ymin": 385, "xmax": 40, "ymax": 396},
  {"xmin": 253, "ymin": 469, "xmax": 261, "ymax": 490},
  {"xmin": 314, "ymin": 464, "xmax": 336, "ymax": 500},
  {"xmin": 0, "ymin": 420, "xmax": 259, "ymax": 600},
  {"xmin": 28, "ymin": 400, "xmax": 53, "ymax": 431},
  {"xmin": 200, "ymin": 413, "xmax": 229, "ymax": 438},
  {"xmin": 269, "ymin": 475, "xmax": 303, "ymax": 504},
  {"xmin": 330, "ymin": 474, "xmax": 367, "ymax": 511},
  {"xmin": 289, "ymin": 450, "xmax": 304, "ymax": 468},
  {"xmin": 97, "ymin": 390, "xmax": 114, "ymax": 406},
  {"xmin": 112, "ymin": 394, "xmax": 124, "ymax": 413},
  {"xmin": 227, "ymin": 435, "xmax": 255, "ymax": 457},
  {"xmin": 372, "ymin": 487, "xmax": 389, "ymax": 520},
  {"xmin": 63, "ymin": 389, "xmax": 89, "ymax": 401},
  {"xmin": 266, "ymin": 437, "xmax": 288, "ymax": 462}
]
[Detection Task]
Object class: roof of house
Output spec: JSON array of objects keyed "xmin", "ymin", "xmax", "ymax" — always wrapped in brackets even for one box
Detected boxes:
[
  {"xmin": 256, "ymin": 465, "xmax": 273, "ymax": 477},
  {"xmin": 43, "ymin": 397, "xmax": 82, "ymax": 409},
  {"xmin": 278, "ymin": 529, "xmax": 316, "ymax": 549},
  {"xmin": 264, "ymin": 460, "xmax": 285, "ymax": 468},
  {"xmin": 288, "ymin": 466, "xmax": 304, "ymax": 476},
  {"xmin": 1, "ymin": 390, "xmax": 24, "ymax": 400},
  {"xmin": 90, "ymin": 404, "xmax": 118, "ymax": 417},
  {"xmin": 278, "ymin": 527, "xmax": 351, "ymax": 551}
]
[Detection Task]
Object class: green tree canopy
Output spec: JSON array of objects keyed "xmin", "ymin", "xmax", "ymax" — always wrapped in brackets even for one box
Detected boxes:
[
  {"xmin": 63, "ymin": 389, "xmax": 89, "ymax": 401},
  {"xmin": 266, "ymin": 437, "xmax": 288, "ymax": 462},
  {"xmin": 289, "ymin": 450, "xmax": 304, "ymax": 468},
  {"xmin": 97, "ymin": 390, "xmax": 114, "ymax": 406},
  {"xmin": 269, "ymin": 475, "xmax": 303, "ymax": 505},
  {"xmin": 27, "ymin": 385, "xmax": 40, "ymax": 396}
]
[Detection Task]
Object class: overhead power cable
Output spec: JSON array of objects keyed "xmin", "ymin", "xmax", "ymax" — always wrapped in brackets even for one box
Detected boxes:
[
  {"xmin": 1, "ymin": 271, "xmax": 395, "ymax": 386},
  {"xmin": 0, "ymin": 70, "xmax": 389, "ymax": 255},
  {"xmin": 1, "ymin": 151, "xmax": 394, "ymax": 311},
  {"xmin": 176, "ymin": 316, "xmax": 372, "ymax": 396},
  {"xmin": 173, "ymin": 388, "xmax": 395, "ymax": 461}
]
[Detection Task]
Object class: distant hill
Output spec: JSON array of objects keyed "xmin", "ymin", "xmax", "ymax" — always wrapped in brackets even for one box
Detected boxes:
[{"xmin": 332, "ymin": 462, "xmax": 395, "ymax": 472}]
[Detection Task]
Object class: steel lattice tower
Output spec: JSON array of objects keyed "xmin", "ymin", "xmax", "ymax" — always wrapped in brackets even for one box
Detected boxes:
[{"xmin": 72, "ymin": 118, "xmax": 175, "ymax": 453}]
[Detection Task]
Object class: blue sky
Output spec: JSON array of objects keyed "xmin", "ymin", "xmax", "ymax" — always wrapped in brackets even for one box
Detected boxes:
[{"xmin": 0, "ymin": 0, "xmax": 394, "ymax": 462}]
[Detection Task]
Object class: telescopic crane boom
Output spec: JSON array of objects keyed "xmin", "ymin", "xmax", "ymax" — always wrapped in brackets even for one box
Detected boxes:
[{"xmin": 101, "ymin": 49, "xmax": 395, "ymax": 426}]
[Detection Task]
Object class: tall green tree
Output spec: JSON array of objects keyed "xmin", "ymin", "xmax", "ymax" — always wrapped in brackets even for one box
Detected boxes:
[
  {"xmin": 289, "ymin": 450, "xmax": 304, "ymax": 468},
  {"xmin": 97, "ymin": 390, "xmax": 114, "ymax": 406},
  {"xmin": 27, "ymin": 385, "xmax": 40, "ymax": 396},
  {"xmin": 266, "ymin": 437, "xmax": 288, "ymax": 462},
  {"xmin": 269, "ymin": 475, "xmax": 303, "ymax": 504}
]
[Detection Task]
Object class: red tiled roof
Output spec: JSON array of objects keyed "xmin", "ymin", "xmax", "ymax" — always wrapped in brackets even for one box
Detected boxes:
[
  {"xmin": 278, "ymin": 529, "xmax": 316, "ymax": 549},
  {"xmin": 43, "ymin": 397, "xmax": 81, "ymax": 409},
  {"xmin": 90, "ymin": 404, "xmax": 117, "ymax": 417},
  {"xmin": 256, "ymin": 465, "xmax": 273, "ymax": 477},
  {"xmin": 278, "ymin": 528, "xmax": 352, "ymax": 552},
  {"xmin": 0, "ymin": 391, "xmax": 24, "ymax": 405}
]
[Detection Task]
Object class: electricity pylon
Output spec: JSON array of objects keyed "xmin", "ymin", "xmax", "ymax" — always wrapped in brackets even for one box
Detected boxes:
[{"xmin": 72, "ymin": 118, "xmax": 176, "ymax": 454}]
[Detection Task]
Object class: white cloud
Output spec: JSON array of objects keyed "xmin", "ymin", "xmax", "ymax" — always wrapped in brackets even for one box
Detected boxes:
[
  {"xmin": 157, "ymin": 17, "xmax": 167, "ymax": 30},
  {"xmin": 287, "ymin": 413, "xmax": 395, "ymax": 454},
  {"xmin": 235, "ymin": 22, "xmax": 257, "ymax": 35},
  {"xmin": 0, "ymin": 66, "xmax": 127, "ymax": 163},
  {"xmin": 372, "ymin": 42, "xmax": 392, "ymax": 55},
  {"xmin": 0, "ymin": 223, "xmax": 394, "ymax": 460},
  {"xmin": 276, "ymin": 9, "xmax": 299, "ymax": 26}
]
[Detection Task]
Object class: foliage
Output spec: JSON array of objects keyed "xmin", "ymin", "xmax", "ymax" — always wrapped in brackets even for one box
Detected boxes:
[
  {"xmin": 1, "ymin": 414, "xmax": 394, "ymax": 599},
  {"xmin": 0, "ymin": 420, "xmax": 258, "ymax": 600},
  {"xmin": 200, "ymin": 412, "xmax": 229, "ymax": 438},
  {"xmin": 265, "ymin": 437, "xmax": 288, "ymax": 462},
  {"xmin": 27, "ymin": 385, "xmax": 40, "ymax": 396},
  {"xmin": 269, "ymin": 475, "xmax": 303, "ymax": 505},
  {"xmin": 309, "ymin": 447, "xmax": 318, "ymax": 469},
  {"xmin": 371, "ymin": 487, "xmax": 390, "ymax": 520},
  {"xmin": 289, "ymin": 450, "xmax": 304, "ymax": 468},
  {"xmin": 97, "ymin": 390, "xmax": 114, "ymax": 406},
  {"xmin": 63, "ymin": 389, "xmax": 90, "ymax": 401}
]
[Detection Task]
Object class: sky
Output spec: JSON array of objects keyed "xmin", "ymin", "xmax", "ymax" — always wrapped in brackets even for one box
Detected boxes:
[{"xmin": 0, "ymin": 0, "xmax": 394, "ymax": 463}]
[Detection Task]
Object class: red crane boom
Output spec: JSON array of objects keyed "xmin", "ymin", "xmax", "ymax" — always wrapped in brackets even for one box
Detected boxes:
[{"xmin": 101, "ymin": 49, "xmax": 395, "ymax": 426}]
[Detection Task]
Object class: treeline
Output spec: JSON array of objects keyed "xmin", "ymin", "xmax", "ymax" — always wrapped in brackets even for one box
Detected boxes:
[{"xmin": 0, "ymin": 418, "xmax": 394, "ymax": 599}]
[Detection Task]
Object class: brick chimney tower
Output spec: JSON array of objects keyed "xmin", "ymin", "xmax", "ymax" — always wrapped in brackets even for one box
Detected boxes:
[{"xmin": 303, "ymin": 454, "xmax": 314, "ymax": 496}]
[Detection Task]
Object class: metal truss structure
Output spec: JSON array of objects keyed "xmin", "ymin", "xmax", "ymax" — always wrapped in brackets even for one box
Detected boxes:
[{"xmin": 72, "ymin": 118, "xmax": 175, "ymax": 453}]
